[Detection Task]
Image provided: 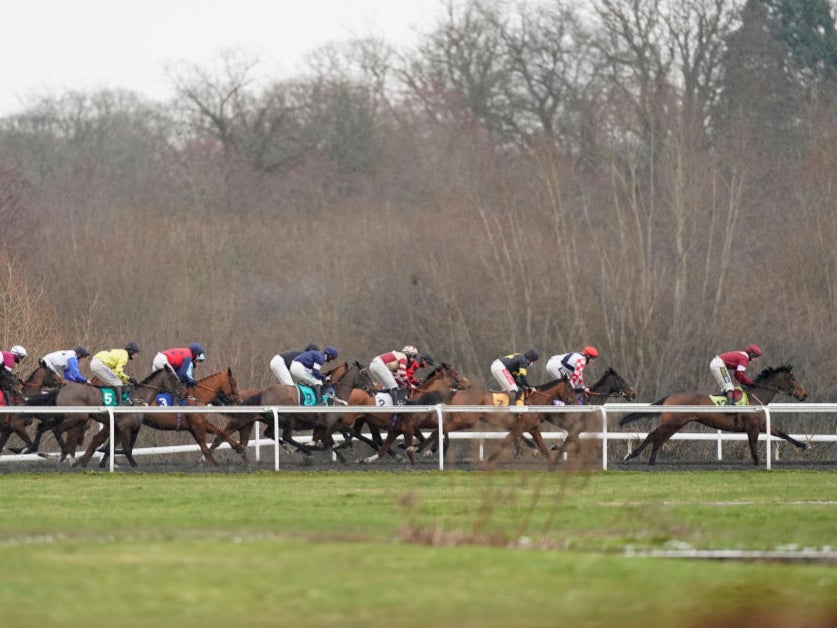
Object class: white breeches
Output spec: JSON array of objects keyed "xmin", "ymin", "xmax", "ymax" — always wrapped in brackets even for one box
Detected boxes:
[
  {"xmin": 269, "ymin": 355, "xmax": 294, "ymax": 386},
  {"xmin": 545, "ymin": 356, "xmax": 570, "ymax": 381},
  {"xmin": 490, "ymin": 359, "xmax": 517, "ymax": 393},
  {"xmin": 369, "ymin": 357, "xmax": 397, "ymax": 389},
  {"xmin": 290, "ymin": 361, "xmax": 318, "ymax": 386},
  {"xmin": 152, "ymin": 353, "xmax": 169, "ymax": 372},
  {"xmin": 710, "ymin": 356, "xmax": 734, "ymax": 392},
  {"xmin": 89, "ymin": 358, "xmax": 121, "ymax": 386}
]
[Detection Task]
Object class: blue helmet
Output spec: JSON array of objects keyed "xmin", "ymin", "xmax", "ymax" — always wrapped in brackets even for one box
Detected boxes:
[
  {"xmin": 324, "ymin": 345, "xmax": 338, "ymax": 359},
  {"xmin": 189, "ymin": 343, "xmax": 206, "ymax": 361}
]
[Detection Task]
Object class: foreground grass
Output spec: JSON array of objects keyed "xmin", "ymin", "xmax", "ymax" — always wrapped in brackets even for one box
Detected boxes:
[{"xmin": 0, "ymin": 470, "xmax": 835, "ymax": 627}]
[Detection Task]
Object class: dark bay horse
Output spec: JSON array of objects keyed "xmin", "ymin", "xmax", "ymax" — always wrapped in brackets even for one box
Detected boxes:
[
  {"xmin": 516, "ymin": 367, "xmax": 637, "ymax": 463},
  {"xmin": 25, "ymin": 367, "xmax": 184, "ymax": 465},
  {"xmin": 363, "ymin": 378, "xmax": 577, "ymax": 466},
  {"xmin": 620, "ymin": 365, "xmax": 808, "ymax": 465},
  {"xmin": 79, "ymin": 368, "xmax": 244, "ymax": 468},
  {"xmin": 329, "ymin": 362, "xmax": 470, "ymax": 458},
  {"xmin": 0, "ymin": 366, "xmax": 61, "ymax": 456},
  {"xmin": 208, "ymin": 361, "xmax": 365, "ymax": 459}
]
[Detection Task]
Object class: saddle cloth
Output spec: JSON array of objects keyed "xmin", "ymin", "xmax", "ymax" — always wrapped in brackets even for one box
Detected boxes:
[{"xmin": 709, "ymin": 388, "xmax": 749, "ymax": 406}]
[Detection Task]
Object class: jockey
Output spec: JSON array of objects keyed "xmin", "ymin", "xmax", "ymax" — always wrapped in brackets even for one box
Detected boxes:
[
  {"xmin": 2, "ymin": 345, "xmax": 27, "ymax": 373},
  {"xmin": 90, "ymin": 342, "xmax": 140, "ymax": 405},
  {"xmin": 290, "ymin": 345, "xmax": 338, "ymax": 404},
  {"xmin": 270, "ymin": 343, "xmax": 319, "ymax": 386},
  {"xmin": 546, "ymin": 346, "xmax": 599, "ymax": 404},
  {"xmin": 0, "ymin": 345, "xmax": 27, "ymax": 404},
  {"xmin": 710, "ymin": 344, "xmax": 762, "ymax": 405},
  {"xmin": 152, "ymin": 343, "xmax": 205, "ymax": 385},
  {"xmin": 369, "ymin": 345, "xmax": 420, "ymax": 405},
  {"xmin": 41, "ymin": 346, "xmax": 91, "ymax": 384},
  {"xmin": 490, "ymin": 349, "xmax": 539, "ymax": 406},
  {"xmin": 405, "ymin": 353, "xmax": 435, "ymax": 388}
]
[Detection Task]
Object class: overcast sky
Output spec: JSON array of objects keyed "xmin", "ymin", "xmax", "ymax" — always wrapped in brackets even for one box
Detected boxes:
[{"xmin": 0, "ymin": 0, "xmax": 446, "ymax": 116}]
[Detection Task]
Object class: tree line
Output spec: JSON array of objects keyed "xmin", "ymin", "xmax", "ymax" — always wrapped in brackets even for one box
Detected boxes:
[{"xmin": 1, "ymin": 0, "xmax": 836, "ymax": 411}]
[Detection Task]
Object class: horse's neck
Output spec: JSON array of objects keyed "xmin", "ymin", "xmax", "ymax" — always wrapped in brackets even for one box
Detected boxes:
[
  {"xmin": 191, "ymin": 375, "xmax": 223, "ymax": 403},
  {"xmin": 747, "ymin": 384, "xmax": 779, "ymax": 405},
  {"xmin": 136, "ymin": 375, "xmax": 175, "ymax": 402}
]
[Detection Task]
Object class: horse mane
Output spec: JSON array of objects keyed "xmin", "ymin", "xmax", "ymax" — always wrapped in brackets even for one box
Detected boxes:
[
  {"xmin": 197, "ymin": 370, "xmax": 230, "ymax": 381},
  {"xmin": 535, "ymin": 378, "xmax": 563, "ymax": 390},
  {"xmin": 139, "ymin": 367, "xmax": 175, "ymax": 385},
  {"xmin": 590, "ymin": 368, "xmax": 615, "ymax": 388},
  {"xmin": 754, "ymin": 364, "xmax": 793, "ymax": 385}
]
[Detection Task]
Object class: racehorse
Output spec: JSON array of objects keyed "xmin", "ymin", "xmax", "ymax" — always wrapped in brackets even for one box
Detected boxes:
[
  {"xmin": 79, "ymin": 368, "xmax": 244, "ymax": 468},
  {"xmin": 25, "ymin": 367, "xmax": 185, "ymax": 465},
  {"xmin": 0, "ymin": 365, "xmax": 62, "ymax": 456},
  {"xmin": 363, "ymin": 378, "xmax": 577, "ymax": 466},
  {"xmin": 327, "ymin": 362, "xmax": 470, "ymax": 458},
  {"xmin": 620, "ymin": 364, "xmax": 808, "ymax": 465},
  {"xmin": 208, "ymin": 361, "xmax": 365, "ymax": 460},
  {"xmin": 516, "ymin": 367, "xmax": 637, "ymax": 463}
]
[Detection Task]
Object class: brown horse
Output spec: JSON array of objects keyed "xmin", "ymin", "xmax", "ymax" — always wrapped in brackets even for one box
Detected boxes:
[
  {"xmin": 208, "ymin": 361, "xmax": 365, "ymax": 459},
  {"xmin": 516, "ymin": 367, "xmax": 637, "ymax": 462},
  {"xmin": 25, "ymin": 367, "xmax": 185, "ymax": 465},
  {"xmin": 363, "ymin": 378, "xmax": 577, "ymax": 466},
  {"xmin": 0, "ymin": 366, "xmax": 62, "ymax": 456},
  {"xmin": 79, "ymin": 368, "xmax": 244, "ymax": 468},
  {"xmin": 325, "ymin": 362, "xmax": 470, "ymax": 459},
  {"xmin": 620, "ymin": 364, "xmax": 808, "ymax": 465}
]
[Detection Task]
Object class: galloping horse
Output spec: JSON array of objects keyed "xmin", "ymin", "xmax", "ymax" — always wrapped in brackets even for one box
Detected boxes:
[
  {"xmin": 516, "ymin": 367, "xmax": 637, "ymax": 462},
  {"xmin": 26, "ymin": 367, "xmax": 185, "ymax": 465},
  {"xmin": 330, "ymin": 362, "xmax": 470, "ymax": 457},
  {"xmin": 620, "ymin": 365, "xmax": 808, "ymax": 465},
  {"xmin": 363, "ymin": 378, "xmax": 577, "ymax": 466},
  {"xmin": 209, "ymin": 361, "xmax": 365, "ymax": 459},
  {"xmin": 0, "ymin": 365, "xmax": 61, "ymax": 456},
  {"xmin": 79, "ymin": 368, "xmax": 244, "ymax": 468}
]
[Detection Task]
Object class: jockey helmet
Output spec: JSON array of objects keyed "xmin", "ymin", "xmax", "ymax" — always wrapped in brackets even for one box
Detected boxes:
[
  {"xmin": 124, "ymin": 342, "xmax": 140, "ymax": 355},
  {"xmin": 304, "ymin": 343, "xmax": 320, "ymax": 351},
  {"xmin": 324, "ymin": 346, "xmax": 338, "ymax": 360},
  {"xmin": 421, "ymin": 353, "xmax": 435, "ymax": 366},
  {"xmin": 746, "ymin": 344, "xmax": 763, "ymax": 357},
  {"xmin": 74, "ymin": 346, "xmax": 91, "ymax": 358},
  {"xmin": 10, "ymin": 345, "xmax": 27, "ymax": 359},
  {"xmin": 582, "ymin": 346, "xmax": 599, "ymax": 359},
  {"xmin": 401, "ymin": 345, "xmax": 418, "ymax": 357},
  {"xmin": 524, "ymin": 349, "xmax": 539, "ymax": 362},
  {"xmin": 189, "ymin": 343, "xmax": 206, "ymax": 362}
]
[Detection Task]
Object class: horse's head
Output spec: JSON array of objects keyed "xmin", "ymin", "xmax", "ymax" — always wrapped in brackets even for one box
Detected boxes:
[
  {"xmin": 437, "ymin": 363, "xmax": 469, "ymax": 390},
  {"xmin": 754, "ymin": 364, "xmax": 807, "ymax": 401},
  {"xmin": 202, "ymin": 368, "xmax": 240, "ymax": 405},
  {"xmin": 594, "ymin": 368, "xmax": 637, "ymax": 400},
  {"xmin": 21, "ymin": 365, "xmax": 61, "ymax": 396}
]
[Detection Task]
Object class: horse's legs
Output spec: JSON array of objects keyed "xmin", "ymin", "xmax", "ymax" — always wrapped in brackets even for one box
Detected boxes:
[
  {"xmin": 78, "ymin": 422, "xmax": 109, "ymax": 468},
  {"xmin": 203, "ymin": 418, "xmax": 245, "ymax": 456},
  {"xmin": 189, "ymin": 424, "xmax": 217, "ymax": 467}
]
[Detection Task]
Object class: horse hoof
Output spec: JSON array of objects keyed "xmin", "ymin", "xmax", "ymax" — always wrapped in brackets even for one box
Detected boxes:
[{"xmin": 623, "ymin": 452, "xmax": 632, "ymax": 461}]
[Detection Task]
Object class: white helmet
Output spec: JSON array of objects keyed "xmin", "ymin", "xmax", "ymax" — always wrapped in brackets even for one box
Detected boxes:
[
  {"xmin": 10, "ymin": 345, "xmax": 27, "ymax": 359},
  {"xmin": 401, "ymin": 345, "xmax": 418, "ymax": 356}
]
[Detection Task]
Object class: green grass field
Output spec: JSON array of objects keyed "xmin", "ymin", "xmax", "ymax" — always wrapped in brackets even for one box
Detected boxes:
[{"xmin": 1, "ymin": 470, "xmax": 835, "ymax": 627}]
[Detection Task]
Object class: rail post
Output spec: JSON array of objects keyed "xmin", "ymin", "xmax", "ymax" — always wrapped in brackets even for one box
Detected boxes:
[
  {"xmin": 107, "ymin": 408, "xmax": 115, "ymax": 473},
  {"xmin": 272, "ymin": 408, "xmax": 280, "ymax": 471},
  {"xmin": 435, "ymin": 405, "xmax": 445, "ymax": 471}
]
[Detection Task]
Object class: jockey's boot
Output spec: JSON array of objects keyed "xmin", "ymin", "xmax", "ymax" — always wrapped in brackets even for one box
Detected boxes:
[
  {"xmin": 508, "ymin": 390, "xmax": 518, "ymax": 406},
  {"xmin": 114, "ymin": 386, "xmax": 123, "ymax": 406},
  {"xmin": 313, "ymin": 384, "xmax": 323, "ymax": 405},
  {"xmin": 725, "ymin": 391, "xmax": 735, "ymax": 406}
]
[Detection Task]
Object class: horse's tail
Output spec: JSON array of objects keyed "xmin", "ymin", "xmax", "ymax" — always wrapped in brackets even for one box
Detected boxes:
[
  {"xmin": 619, "ymin": 396, "xmax": 669, "ymax": 426},
  {"xmin": 25, "ymin": 389, "xmax": 59, "ymax": 406}
]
